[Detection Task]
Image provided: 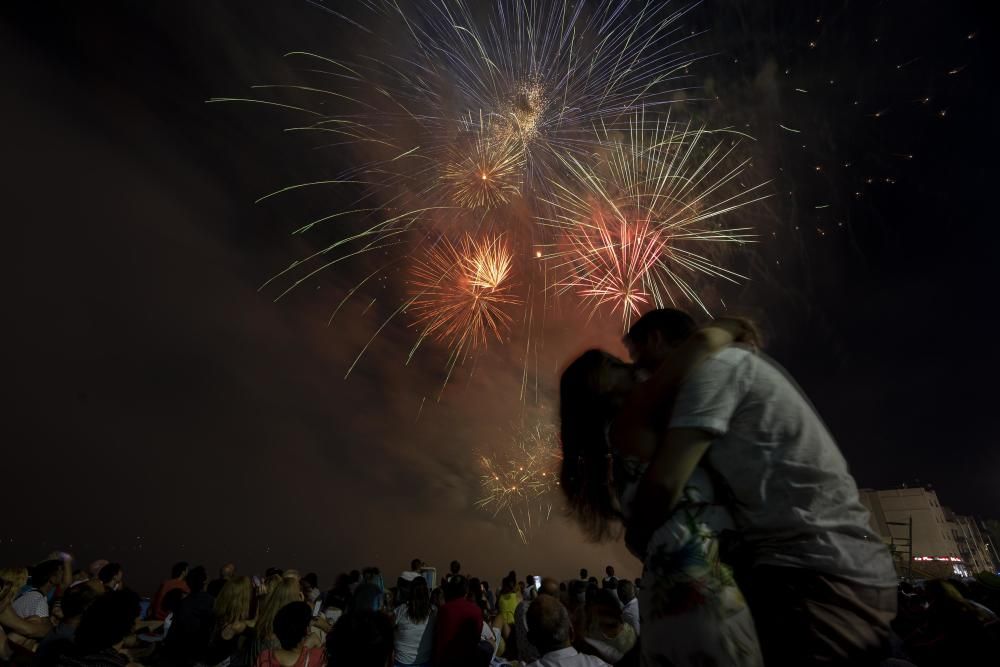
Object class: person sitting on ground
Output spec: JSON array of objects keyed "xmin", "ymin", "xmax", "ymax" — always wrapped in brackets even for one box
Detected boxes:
[
  {"xmin": 0, "ymin": 576, "xmax": 16, "ymax": 661},
  {"xmin": 160, "ymin": 587, "xmax": 187, "ymax": 638},
  {"xmin": 497, "ymin": 578, "xmax": 518, "ymax": 626},
  {"xmin": 321, "ymin": 574, "xmax": 351, "ymax": 627},
  {"xmin": 11, "ymin": 560, "xmax": 62, "ymax": 638},
  {"xmin": 397, "ymin": 559, "xmax": 424, "ymax": 608},
  {"xmin": 163, "ymin": 565, "xmax": 215, "ymax": 663},
  {"xmin": 301, "ymin": 573, "xmax": 321, "ymax": 611},
  {"xmin": 353, "ymin": 568, "xmax": 384, "ymax": 613},
  {"xmin": 1, "ymin": 566, "xmax": 36, "ymax": 648},
  {"xmin": 579, "ymin": 589, "xmax": 636, "ymax": 665},
  {"xmin": 206, "ymin": 575, "xmax": 255, "ymax": 666},
  {"xmin": 34, "ymin": 584, "xmax": 99, "ymax": 666},
  {"xmin": 208, "ymin": 563, "xmax": 237, "ymax": 598},
  {"xmin": 601, "ymin": 567, "xmax": 617, "ymax": 593},
  {"xmin": 433, "ymin": 576, "xmax": 483, "ymax": 667},
  {"xmin": 255, "ymin": 602, "xmax": 325, "ymax": 667},
  {"xmin": 250, "ymin": 577, "xmax": 305, "ymax": 664},
  {"xmin": 61, "ymin": 589, "xmax": 142, "ymax": 667},
  {"xmin": 151, "ymin": 562, "xmax": 190, "ymax": 621},
  {"xmin": 514, "ymin": 577, "xmax": 560, "ymax": 663},
  {"xmin": 97, "ymin": 563, "xmax": 124, "ymax": 593},
  {"xmin": 616, "ymin": 581, "xmax": 639, "ymax": 638},
  {"xmin": 482, "ymin": 582, "xmax": 496, "ymax": 613},
  {"xmin": 326, "ymin": 610, "xmax": 394, "ymax": 667},
  {"xmin": 527, "ymin": 595, "xmax": 610, "ymax": 666},
  {"xmin": 393, "ymin": 576, "xmax": 435, "ymax": 667}
]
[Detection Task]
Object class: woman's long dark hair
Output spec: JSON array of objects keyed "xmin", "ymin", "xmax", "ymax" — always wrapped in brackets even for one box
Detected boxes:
[
  {"xmin": 406, "ymin": 577, "xmax": 431, "ymax": 624},
  {"xmin": 559, "ymin": 349, "xmax": 623, "ymax": 542}
]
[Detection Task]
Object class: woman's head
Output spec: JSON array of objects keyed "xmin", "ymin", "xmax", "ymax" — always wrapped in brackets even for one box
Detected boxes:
[
  {"xmin": 256, "ymin": 576, "xmax": 305, "ymax": 641},
  {"xmin": 406, "ymin": 576, "xmax": 431, "ymax": 624},
  {"xmin": 560, "ymin": 349, "xmax": 632, "ymax": 541},
  {"xmin": 214, "ymin": 575, "xmax": 252, "ymax": 626},
  {"xmin": 0, "ymin": 567, "xmax": 29, "ymax": 595},
  {"xmin": 273, "ymin": 601, "xmax": 313, "ymax": 651}
]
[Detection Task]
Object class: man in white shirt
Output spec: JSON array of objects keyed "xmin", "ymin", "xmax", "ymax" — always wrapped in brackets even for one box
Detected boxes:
[
  {"xmin": 11, "ymin": 560, "xmax": 62, "ymax": 638},
  {"xmin": 527, "ymin": 595, "xmax": 609, "ymax": 667},
  {"xmin": 622, "ymin": 308, "xmax": 898, "ymax": 667},
  {"xmin": 616, "ymin": 580, "xmax": 639, "ymax": 638}
]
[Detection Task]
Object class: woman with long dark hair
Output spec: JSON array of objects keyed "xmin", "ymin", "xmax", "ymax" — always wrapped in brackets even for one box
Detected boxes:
[
  {"xmin": 393, "ymin": 576, "xmax": 435, "ymax": 667},
  {"xmin": 559, "ymin": 318, "xmax": 762, "ymax": 667}
]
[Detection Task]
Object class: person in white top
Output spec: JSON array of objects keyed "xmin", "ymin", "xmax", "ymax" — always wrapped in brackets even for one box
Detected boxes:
[
  {"xmin": 527, "ymin": 596, "xmax": 609, "ymax": 667},
  {"xmin": 11, "ymin": 560, "xmax": 63, "ymax": 639},
  {"xmin": 616, "ymin": 580, "xmax": 639, "ymax": 638},
  {"xmin": 393, "ymin": 576, "xmax": 435, "ymax": 666},
  {"xmin": 619, "ymin": 308, "xmax": 898, "ymax": 666}
]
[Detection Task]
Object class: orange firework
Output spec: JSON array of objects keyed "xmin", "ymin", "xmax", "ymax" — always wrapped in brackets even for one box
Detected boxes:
[
  {"xmin": 441, "ymin": 116, "xmax": 524, "ymax": 210},
  {"xmin": 543, "ymin": 112, "xmax": 768, "ymax": 326},
  {"xmin": 408, "ymin": 235, "xmax": 521, "ymax": 355},
  {"xmin": 560, "ymin": 210, "xmax": 669, "ymax": 325}
]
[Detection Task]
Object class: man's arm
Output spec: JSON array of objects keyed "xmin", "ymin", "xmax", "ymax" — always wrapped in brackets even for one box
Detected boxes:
[
  {"xmin": 0, "ymin": 606, "xmax": 52, "ymax": 639},
  {"xmin": 624, "ymin": 428, "xmax": 714, "ymax": 558}
]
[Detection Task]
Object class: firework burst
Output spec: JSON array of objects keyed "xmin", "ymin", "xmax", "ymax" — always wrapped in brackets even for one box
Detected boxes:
[
  {"xmin": 408, "ymin": 234, "xmax": 521, "ymax": 358},
  {"xmin": 543, "ymin": 112, "xmax": 770, "ymax": 325},
  {"xmin": 477, "ymin": 421, "xmax": 562, "ymax": 543},
  {"xmin": 441, "ymin": 114, "xmax": 525, "ymax": 210}
]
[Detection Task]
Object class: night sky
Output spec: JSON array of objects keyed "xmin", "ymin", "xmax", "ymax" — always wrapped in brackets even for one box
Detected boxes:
[{"xmin": 3, "ymin": 1, "xmax": 995, "ymax": 593}]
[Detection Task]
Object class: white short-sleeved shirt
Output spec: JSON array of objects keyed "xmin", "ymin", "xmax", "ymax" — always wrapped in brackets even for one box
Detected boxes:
[
  {"xmin": 13, "ymin": 590, "xmax": 49, "ymax": 619},
  {"xmin": 535, "ymin": 647, "xmax": 611, "ymax": 666},
  {"xmin": 669, "ymin": 346, "xmax": 897, "ymax": 588}
]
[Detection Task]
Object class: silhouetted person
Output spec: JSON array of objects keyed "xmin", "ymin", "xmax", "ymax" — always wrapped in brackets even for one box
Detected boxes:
[
  {"xmin": 326, "ymin": 610, "xmax": 394, "ymax": 667},
  {"xmin": 527, "ymin": 595, "xmax": 609, "ymax": 666}
]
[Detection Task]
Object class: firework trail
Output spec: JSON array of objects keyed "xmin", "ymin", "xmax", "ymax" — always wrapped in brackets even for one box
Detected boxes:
[
  {"xmin": 542, "ymin": 112, "xmax": 770, "ymax": 326},
  {"xmin": 477, "ymin": 421, "xmax": 562, "ymax": 543}
]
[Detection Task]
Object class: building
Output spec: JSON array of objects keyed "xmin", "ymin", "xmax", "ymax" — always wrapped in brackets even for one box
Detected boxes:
[
  {"xmin": 947, "ymin": 512, "xmax": 998, "ymax": 575},
  {"xmin": 858, "ymin": 486, "xmax": 964, "ymax": 579}
]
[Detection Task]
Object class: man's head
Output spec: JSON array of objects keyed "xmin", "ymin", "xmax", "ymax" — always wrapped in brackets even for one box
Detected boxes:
[
  {"xmin": 186, "ymin": 566, "xmax": 208, "ymax": 593},
  {"xmin": 527, "ymin": 595, "xmax": 572, "ymax": 655},
  {"xmin": 579, "ymin": 568, "xmax": 588, "ymax": 580},
  {"xmin": 326, "ymin": 610, "xmax": 395, "ymax": 667},
  {"xmin": 443, "ymin": 575, "xmax": 468, "ymax": 602},
  {"xmin": 220, "ymin": 563, "xmax": 236, "ymax": 580},
  {"xmin": 617, "ymin": 579, "xmax": 636, "ymax": 604},
  {"xmin": 98, "ymin": 563, "xmax": 123, "ymax": 591},
  {"xmin": 605, "ymin": 565, "xmax": 615, "ymax": 577},
  {"xmin": 449, "ymin": 560, "xmax": 461, "ymax": 575},
  {"xmin": 539, "ymin": 577, "xmax": 560, "ymax": 597},
  {"xmin": 32, "ymin": 560, "xmax": 64, "ymax": 592},
  {"xmin": 171, "ymin": 561, "xmax": 189, "ymax": 580},
  {"xmin": 410, "ymin": 558, "xmax": 423, "ymax": 572},
  {"xmin": 624, "ymin": 308, "xmax": 697, "ymax": 370}
]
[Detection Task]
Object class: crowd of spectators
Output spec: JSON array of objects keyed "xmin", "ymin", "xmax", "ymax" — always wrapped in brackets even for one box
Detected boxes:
[{"xmin": 1, "ymin": 552, "xmax": 997, "ymax": 666}]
